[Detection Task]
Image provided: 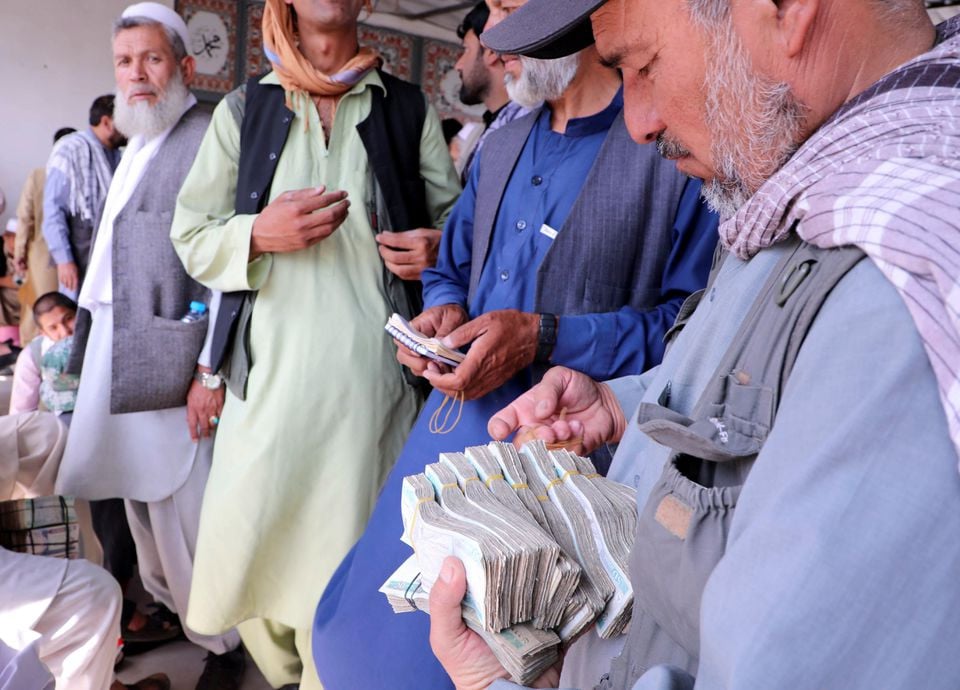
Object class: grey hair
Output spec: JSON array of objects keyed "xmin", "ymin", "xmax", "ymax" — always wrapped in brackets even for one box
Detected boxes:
[
  {"xmin": 113, "ymin": 16, "xmax": 188, "ymax": 61},
  {"xmin": 686, "ymin": 0, "xmax": 927, "ymax": 28},
  {"xmin": 685, "ymin": 0, "xmax": 729, "ymax": 28}
]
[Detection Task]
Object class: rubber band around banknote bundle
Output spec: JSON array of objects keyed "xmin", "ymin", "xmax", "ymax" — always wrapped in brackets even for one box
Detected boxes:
[
  {"xmin": 484, "ymin": 474, "xmax": 505, "ymax": 488},
  {"xmin": 406, "ymin": 496, "xmax": 434, "ymax": 547},
  {"xmin": 429, "ymin": 391, "xmax": 464, "ymax": 434},
  {"xmin": 404, "ymin": 571, "xmax": 424, "ymax": 611}
]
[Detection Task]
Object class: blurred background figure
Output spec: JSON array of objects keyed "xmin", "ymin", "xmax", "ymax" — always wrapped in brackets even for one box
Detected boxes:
[
  {"xmin": 14, "ymin": 127, "xmax": 75, "ymax": 343},
  {"xmin": 452, "ymin": 0, "xmax": 521, "ymax": 183},
  {"xmin": 8, "ymin": 291, "xmax": 79, "ymax": 417},
  {"xmin": 449, "ymin": 120, "xmax": 483, "ymax": 176},
  {"xmin": 0, "ymin": 219, "xmax": 23, "ymax": 372},
  {"xmin": 41, "ymin": 95, "xmax": 124, "ymax": 300}
]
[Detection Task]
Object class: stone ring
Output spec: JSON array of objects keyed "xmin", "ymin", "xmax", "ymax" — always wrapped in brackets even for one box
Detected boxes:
[{"xmin": 209, "ymin": 415, "xmax": 220, "ymax": 426}]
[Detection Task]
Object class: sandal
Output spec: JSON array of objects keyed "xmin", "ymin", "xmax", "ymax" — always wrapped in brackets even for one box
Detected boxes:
[{"xmin": 122, "ymin": 604, "xmax": 183, "ymax": 655}]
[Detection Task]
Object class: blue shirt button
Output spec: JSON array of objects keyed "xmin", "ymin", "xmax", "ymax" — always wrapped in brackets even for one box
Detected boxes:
[
  {"xmin": 532, "ymin": 175, "xmax": 543, "ymax": 186},
  {"xmin": 516, "ymin": 220, "xmax": 527, "ymax": 231},
  {"xmin": 500, "ymin": 270, "xmax": 510, "ymax": 281},
  {"xmin": 250, "ymin": 191, "xmax": 259, "ymax": 200}
]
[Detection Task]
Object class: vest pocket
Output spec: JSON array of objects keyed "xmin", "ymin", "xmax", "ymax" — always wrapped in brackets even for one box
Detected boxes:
[
  {"xmin": 111, "ymin": 314, "xmax": 208, "ymax": 413},
  {"xmin": 630, "ymin": 457, "xmax": 742, "ymax": 660}
]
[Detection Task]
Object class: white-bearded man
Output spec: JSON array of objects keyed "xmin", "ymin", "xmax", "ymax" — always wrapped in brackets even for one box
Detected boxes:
[{"xmin": 56, "ymin": 4, "xmax": 245, "ymax": 689}]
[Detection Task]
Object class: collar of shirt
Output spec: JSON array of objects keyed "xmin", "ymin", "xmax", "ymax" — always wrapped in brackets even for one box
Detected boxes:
[
  {"xmin": 537, "ymin": 86, "xmax": 624, "ymax": 138},
  {"xmin": 483, "ymin": 103, "xmax": 506, "ymax": 128}
]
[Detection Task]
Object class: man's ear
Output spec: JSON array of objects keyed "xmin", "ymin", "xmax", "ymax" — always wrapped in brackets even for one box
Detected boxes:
[
  {"xmin": 737, "ymin": 0, "xmax": 819, "ymax": 59},
  {"xmin": 776, "ymin": 0, "xmax": 819, "ymax": 58},
  {"xmin": 481, "ymin": 45, "xmax": 500, "ymax": 68},
  {"xmin": 180, "ymin": 55, "xmax": 197, "ymax": 88}
]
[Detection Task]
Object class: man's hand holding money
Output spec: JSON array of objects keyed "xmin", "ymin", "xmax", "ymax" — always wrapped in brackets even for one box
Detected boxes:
[
  {"xmin": 429, "ymin": 557, "xmax": 562, "ymax": 690},
  {"xmin": 487, "ymin": 366, "xmax": 628, "ymax": 453}
]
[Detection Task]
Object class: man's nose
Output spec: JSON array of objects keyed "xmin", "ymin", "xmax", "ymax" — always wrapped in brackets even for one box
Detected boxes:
[
  {"xmin": 623, "ymin": 78, "xmax": 667, "ymax": 145},
  {"xmin": 130, "ymin": 58, "xmax": 147, "ymax": 80}
]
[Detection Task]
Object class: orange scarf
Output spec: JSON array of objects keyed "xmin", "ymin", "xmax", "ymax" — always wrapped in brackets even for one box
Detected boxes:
[{"xmin": 262, "ymin": 0, "xmax": 381, "ymax": 100}]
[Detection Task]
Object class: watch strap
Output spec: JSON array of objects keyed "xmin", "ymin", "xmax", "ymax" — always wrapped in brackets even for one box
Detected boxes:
[{"xmin": 535, "ymin": 313, "xmax": 558, "ymax": 364}]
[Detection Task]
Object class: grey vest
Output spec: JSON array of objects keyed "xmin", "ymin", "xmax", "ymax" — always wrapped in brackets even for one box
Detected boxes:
[
  {"xmin": 72, "ymin": 106, "xmax": 213, "ymax": 414},
  {"xmin": 469, "ymin": 109, "xmax": 687, "ymax": 318},
  {"xmin": 598, "ymin": 239, "xmax": 865, "ymax": 689}
]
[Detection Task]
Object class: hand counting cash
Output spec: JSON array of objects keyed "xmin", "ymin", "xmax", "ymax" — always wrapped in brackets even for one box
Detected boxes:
[{"xmin": 381, "ymin": 440, "xmax": 638, "ymax": 684}]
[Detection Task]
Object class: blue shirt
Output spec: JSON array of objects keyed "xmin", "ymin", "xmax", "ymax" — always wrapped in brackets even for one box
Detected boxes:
[{"xmin": 423, "ymin": 93, "xmax": 718, "ymax": 381}]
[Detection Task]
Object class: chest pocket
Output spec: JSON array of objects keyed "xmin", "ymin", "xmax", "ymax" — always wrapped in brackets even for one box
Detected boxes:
[
  {"xmin": 629, "ymin": 377, "xmax": 771, "ymax": 658},
  {"xmin": 623, "ymin": 237, "xmax": 864, "ymax": 662}
]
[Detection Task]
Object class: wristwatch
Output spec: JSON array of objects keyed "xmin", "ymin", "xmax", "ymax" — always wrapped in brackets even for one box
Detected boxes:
[
  {"xmin": 195, "ymin": 370, "xmax": 223, "ymax": 390},
  {"xmin": 535, "ymin": 313, "xmax": 558, "ymax": 364}
]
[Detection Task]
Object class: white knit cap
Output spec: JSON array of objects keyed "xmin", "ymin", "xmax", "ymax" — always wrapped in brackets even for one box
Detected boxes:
[{"xmin": 121, "ymin": 2, "xmax": 190, "ymax": 51}]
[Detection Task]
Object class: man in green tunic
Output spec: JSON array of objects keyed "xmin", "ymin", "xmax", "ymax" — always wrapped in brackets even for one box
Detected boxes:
[{"xmin": 170, "ymin": 0, "xmax": 460, "ymax": 686}]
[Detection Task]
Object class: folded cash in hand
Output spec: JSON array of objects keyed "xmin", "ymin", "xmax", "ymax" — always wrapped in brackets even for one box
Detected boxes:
[
  {"xmin": 380, "ymin": 440, "xmax": 638, "ymax": 684},
  {"xmin": 384, "ymin": 313, "xmax": 465, "ymax": 367}
]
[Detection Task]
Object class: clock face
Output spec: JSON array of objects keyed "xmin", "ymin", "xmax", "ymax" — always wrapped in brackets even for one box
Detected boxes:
[{"xmin": 188, "ymin": 10, "xmax": 229, "ymax": 76}]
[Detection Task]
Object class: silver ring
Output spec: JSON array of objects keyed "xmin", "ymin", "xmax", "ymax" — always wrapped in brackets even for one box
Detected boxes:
[{"xmin": 209, "ymin": 415, "xmax": 220, "ymax": 426}]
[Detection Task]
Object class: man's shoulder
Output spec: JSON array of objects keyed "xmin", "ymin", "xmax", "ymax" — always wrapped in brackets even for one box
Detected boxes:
[
  {"xmin": 160, "ymin": 105, "xmax": 212, "ymax": 155},
  {"xmin": 179, "ymin": 104, "xmax": 213, "ymax": 133},
  {"xmin": 489, "ymin": 106, "xmax": 543, "ymax": 135},
  {"xmin": 221, "ymin": 73, "xmax": 282, "ymax": 129},
  {"xmin": 376, "ymin": 69, "xmax": 426, "ymax": 100},
  {"xmin": 479, "ymin": 106, "xmax": 544, "ymax": 156},
  {"xmin": 49, "ymin": 130, "xmax": 94, "ymax": 161}
]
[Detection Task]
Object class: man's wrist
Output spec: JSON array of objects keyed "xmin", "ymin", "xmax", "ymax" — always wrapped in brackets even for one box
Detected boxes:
[
  {"xmin": 534, "ymin": 313, "xmax": 558, "ymax": 364},
  {"xmin": 598, "ymin": 382, "xmax": 628, "ymax": 444},
  {"xmin": 194, "ymin": 368, "xmax": 223, "ymax": 389}
]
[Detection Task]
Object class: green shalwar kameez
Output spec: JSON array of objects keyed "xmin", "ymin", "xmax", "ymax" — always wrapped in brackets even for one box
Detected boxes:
[{"xmin": 170, "ymin": 71, "xmax": 460, "ymax": 685}]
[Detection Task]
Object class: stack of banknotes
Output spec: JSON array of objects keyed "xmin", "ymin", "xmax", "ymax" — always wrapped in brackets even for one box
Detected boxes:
[{"xmin": 380, "ymin": 441, "xmax": 637, "ymax": 684}]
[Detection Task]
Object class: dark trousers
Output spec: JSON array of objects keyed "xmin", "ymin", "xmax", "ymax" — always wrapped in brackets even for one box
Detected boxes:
[{"xmin": 90, "ymin": 498, "xmax": 137, "ymax": 585}]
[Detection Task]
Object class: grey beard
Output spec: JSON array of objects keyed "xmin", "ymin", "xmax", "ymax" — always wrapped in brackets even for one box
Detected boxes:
[
  {"xmin": 504, "ymin": 53, "xmax": 580, "ymax": 108},
  {"xmin": 700, "ymin": 23, "xmax": 807, "ymax": 218},
  {"xmin": 114, "ymin": 70, "xmax": 190, "ymax": 140},
  {"xmin": 699, "ymin": 177, "xmax": 753, "ymax": 219}
]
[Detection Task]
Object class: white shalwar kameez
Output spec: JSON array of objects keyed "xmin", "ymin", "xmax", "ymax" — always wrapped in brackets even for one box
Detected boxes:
[{"xmin": 55, "ymin": 95, "xmax": 238, "ymax": 655}]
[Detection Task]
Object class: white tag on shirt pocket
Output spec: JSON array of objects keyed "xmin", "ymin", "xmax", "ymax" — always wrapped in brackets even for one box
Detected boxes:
[{"xmin": 539, "ymin": 223, "xmax": 558, "ymax": 240}]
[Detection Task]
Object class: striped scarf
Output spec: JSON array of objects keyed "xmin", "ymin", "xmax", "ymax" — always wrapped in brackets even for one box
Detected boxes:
[
  {"xmin": 46, "ymin": 131, "xmax": 114, "ymax": 228},
  {"xmin": 721, "ymin": 16, "xmax": 960, "ymax": 467},
  {"xmin": 262, "ymin": 0, "xmax": 381, "ymax": 103}
]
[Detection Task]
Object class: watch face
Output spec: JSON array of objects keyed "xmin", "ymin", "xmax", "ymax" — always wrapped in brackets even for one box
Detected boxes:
[{"xmin": 203, "ymin": 373, "xmax": 223, "ymax": 389}]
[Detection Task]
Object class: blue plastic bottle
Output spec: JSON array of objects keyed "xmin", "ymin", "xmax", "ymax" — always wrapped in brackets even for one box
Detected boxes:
[{"xmin": 180, "ymin": 300, "xmax": 208, "ymax": 323}]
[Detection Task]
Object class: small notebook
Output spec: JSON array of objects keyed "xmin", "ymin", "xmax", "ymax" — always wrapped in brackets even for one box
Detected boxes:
[{"xmin": 385, "ymin": 313, "xmax": 466, "ymax": 367}]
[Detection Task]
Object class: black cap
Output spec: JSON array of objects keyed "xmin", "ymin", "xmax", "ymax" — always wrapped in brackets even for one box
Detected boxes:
[{"xmin": 481, "ymin": 0, "xmax": 608, "ymax": 60}]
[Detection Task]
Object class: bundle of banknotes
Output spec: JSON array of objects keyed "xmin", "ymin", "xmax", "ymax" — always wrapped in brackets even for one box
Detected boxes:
[{"xmin": 380, "ymin": 440, "xmax": 638, "ymax": 684}]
